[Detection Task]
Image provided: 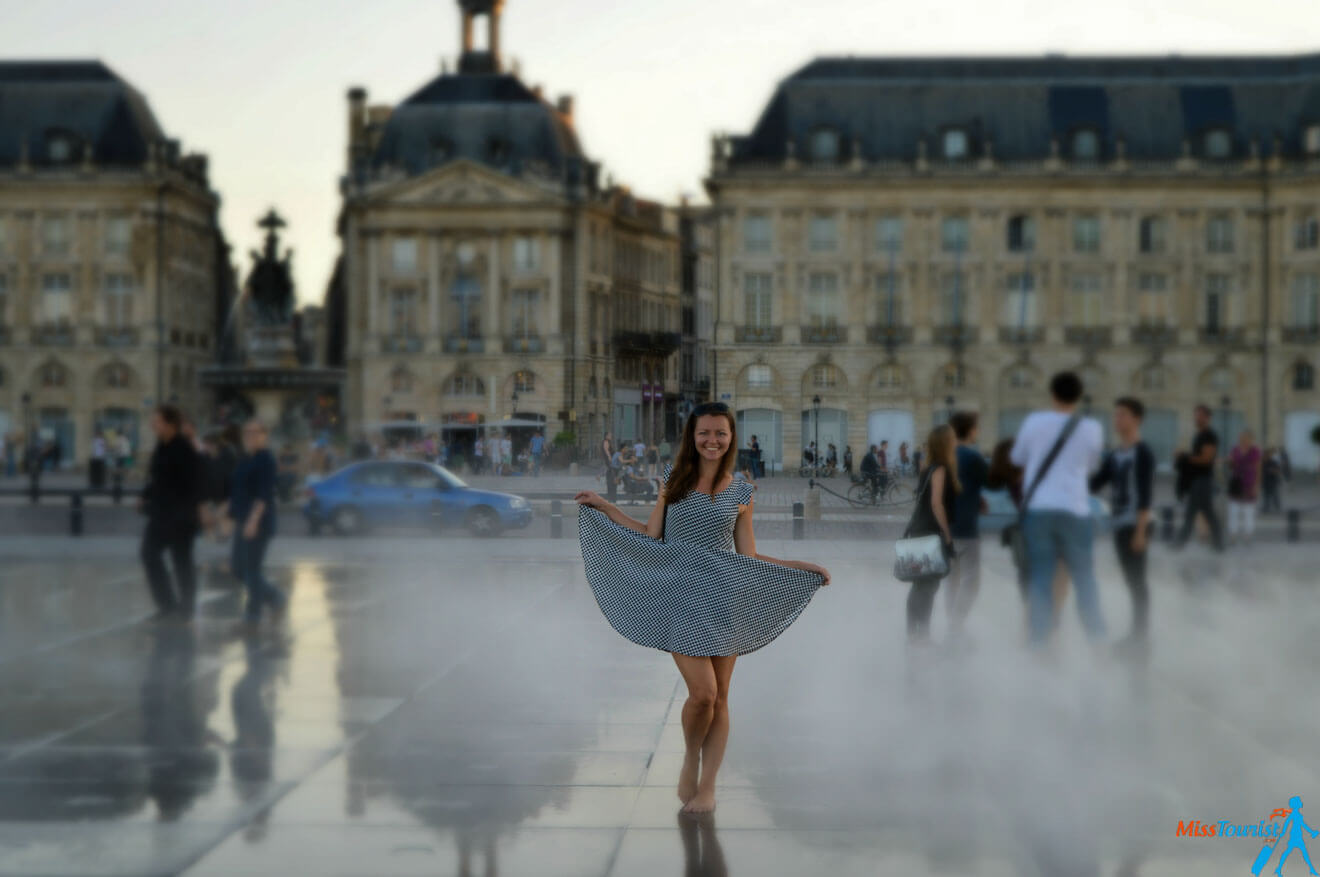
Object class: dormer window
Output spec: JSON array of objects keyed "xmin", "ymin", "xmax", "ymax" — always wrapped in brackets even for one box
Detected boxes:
[
  {"xmin": 809, "ymin": 128, "xmax": 840, "ymax": 162},
  {"xmin": 486, "ymin": 137, "xmax": 509, "ymax": 164},
  {"xmin": 1305, "ymin": 124, "xmax": 1320, "ymax": 156},
  {"xmin": 942, "ymin": 128, "xmax": 969, "ymax": 160},
  {"xmin": 1204, "ymin": 128, "xmax": 1233, "ymax": 159},
  {"xmin": 46, "ymin": 131, "xmax": 76, "ymax": 163},
  {"xmin": 430, "ymin": 137, "xmax": 453, "ymax": 163},
  {"xmin": 1071, "ymin": 128, "xmax": 1100, "ymax": 161}
]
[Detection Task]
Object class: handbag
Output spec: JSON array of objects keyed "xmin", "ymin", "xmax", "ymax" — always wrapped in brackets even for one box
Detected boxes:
[
  {"xmin": 893, "ymin": 470, "xmax": 951, "ymax": 582},
  {"xmin": 1004, "ymin": 415, "xmax": 1081, "ymax": 576}
]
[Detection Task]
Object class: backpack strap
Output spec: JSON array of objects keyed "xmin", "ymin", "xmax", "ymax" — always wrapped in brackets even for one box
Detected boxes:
[{"xmin": 1019, "ymin": 415, "xmax": 1081, "ymax": 519}]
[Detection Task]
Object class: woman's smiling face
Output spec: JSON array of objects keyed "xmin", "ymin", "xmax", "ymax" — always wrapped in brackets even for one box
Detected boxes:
[{"xmin": 693, "ymin": 415, "xmax": 732, "ymax": 463}]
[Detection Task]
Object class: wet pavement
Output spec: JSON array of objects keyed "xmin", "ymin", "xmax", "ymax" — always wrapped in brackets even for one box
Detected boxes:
[{"xmin": 0, "ymin": 537, "xmax": 1317, "ymax": 876}]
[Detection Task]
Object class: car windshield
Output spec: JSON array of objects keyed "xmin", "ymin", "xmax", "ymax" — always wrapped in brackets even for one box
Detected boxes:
[{"xmin": 431, "ymin": 464, "xmax": 467, "ymax": 489}]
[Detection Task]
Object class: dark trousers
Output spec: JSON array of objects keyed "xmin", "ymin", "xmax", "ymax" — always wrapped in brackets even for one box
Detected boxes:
[
  {"xmin": 1262, "ymin": 480, "xmax": 1282, "ymax": 514},
  {"xmin": 906, "ymin": 576, "xmax": 942, "ymax": 639},
  {"xmin": 141, "ymin": 523, "xmax": 196, "ymax": 615},
  {"xmin": 1113, "ymin": 526, "xmax": 1149, "ymax": 638},
  {"xmin": 1176, "ymin": 476, "xmax": 1224, "ymax": 550},
  {"xmin": 233, "ymin": 532, "xmax": 284, "ymax": 622}
]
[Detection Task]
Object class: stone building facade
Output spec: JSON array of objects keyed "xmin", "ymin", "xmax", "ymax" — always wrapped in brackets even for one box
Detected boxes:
[
  {"xmin": 332, "ymin": 0, "xmax": 680, "ymax": 461},
  {"xmin": 707, "ymin": 55, "xmax": 1320, "ymax": 472},
  {"xmin": 0, "ymin": 61, "xmax": 231, "ymax": 467}
]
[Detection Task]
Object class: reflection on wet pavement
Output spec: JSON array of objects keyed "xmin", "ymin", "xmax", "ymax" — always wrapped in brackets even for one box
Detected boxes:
[{"xmin": 0, "ymin": 541, "xmax": 1314, "ymax": 875}]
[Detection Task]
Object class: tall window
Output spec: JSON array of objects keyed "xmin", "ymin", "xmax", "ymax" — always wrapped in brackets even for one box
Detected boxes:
[
  {"xmin": 1204, "ymin": 273, "xmax": 1233, "ymax": 332},
  {"xmin": 743, "ymin": 272, "xmax": 773, "ymax": 328},
  {"xmin": 513, "ymin": 236, "xmax": 539, "ymax": 271},
  {"xmin": 941, "ymin": 217, "xmax": 969, "ymax": 253},
  {"xmin": 449, "ymin": 274, "xmax": 481, "ymax": 337},
  {"xmin": 1003, "ymin": 272, "xmax": 1038, "ymax": 327},
  {"xmin": 874, "ymin": 364, "xmax": 906, "ymax": 391},
  {"xmin": 874, "ymin": 216, "xmax": 903, "ymax": 253},
  {"xmin": 1072, "ymin": 129, "xmax": 1100, "ymax": 161},
  {"xmin": 1139, "ymin": 216, "xmax": 1166, "ymax": 254},
  {"xmin": 808, "ymin": 215, "xmax": 837, "ymax": 252},
  {"xmin": 806, "ymin": 272, "xmax": 840, "ymax": 328},
  {"xmin": 743, "ymin": 214, "xmax": 772, "ymax": 254},
  {"xmin": 40, "ymin": 360, "xmax": 68, "ymax": 388},
  {"xmin": 1073, "ymin": 216, "xmax": 1101, "ymax": 254},
  {"xmin": 1137, "ymin": 273, "xmax": 1169, "ymax": 326},
  {"xmin": 443, "ymin": 372, "xmax": 485, "ymax": 397},
  {"xmin": 874, "ymin": 273, "xmax": 903, "ymax": 326},
  {"xmin": 811, "ymin": 364, "xmax": 839, "ymax": 390},
  {"xmin": 1206, "ymin": 216, "xmax": 1235, "ymax": 254},
  {"xmin": 511, "ymin": 288, "xmax": 538, "ymax": 337},
  {"xmin": 1069, "ymin": 272, "xmax": 1105, "ymax": 326},
  {"xmin": 942, "ymin": 128, "xmax": 969, "ymax": 159},
  {"xmin": 104, "ymin": 216, "xmax": 131, "ymax": 256},
  {"xmin": 940, "ymin": 272, "xmax": 968, "ymax": 325},
  {"xmin": 391, "ymin": 238, "xmax": 417, "ymax": 274},
  {"xmin": 746, "ymin": 364, "xmax": 773, "ymax": 390},
  {"xmin": 809, "ymin": 128, "xmax": 840, "ymax": 162},
  {"xmin": 102, "ymin": 273, "xmax": 134, "ymax": 328},
  {"xmin": 389, "ymin": 287, "xmax": 416, "ymax": 336},
  {"xmin": 102, "ymin": 363, "xmax": 132, "ymax": 389},
  {"xmin": 1295, "ymin": 217, "xmax": 1319, "ymax": 251},
  {"xmin": 41, "ymin": 273, "xmax": 72, "ymax": 325},
  {"xmin": 1291, "ymin": 273, "xmax": 1320, "ymax": 329},
  {"xmin": 1007, "ymin": 215, "xmax": 1035, "ymax": 252},
  {"xmin": 513, "ymin": 370, "xmax": 535, "ymax": 393},
  {"xmin": 1295, "ymin": 362, "xmax": 1316, "ymax": 392},
  {"xmin": 42, "ymin": 216, "xmax": 70, "ymax": 256},
  {"xmin": 390, "ymin": 367, "xmax": 414, "ymax": 393}
]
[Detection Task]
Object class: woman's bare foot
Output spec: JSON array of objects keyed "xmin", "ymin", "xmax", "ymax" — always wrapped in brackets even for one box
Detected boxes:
[
  {"xmin": 681, "ymin": 788, "xmax": 716, "ymax": 813},
  {"xmin": 677, "ymin": 753, "xmax": 700, "ymax": 803}
]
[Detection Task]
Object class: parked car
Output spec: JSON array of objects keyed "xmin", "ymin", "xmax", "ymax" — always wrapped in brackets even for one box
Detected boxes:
[{"xmin": 302, "ymin": 461, "xmax": 532, "ymax": 537}]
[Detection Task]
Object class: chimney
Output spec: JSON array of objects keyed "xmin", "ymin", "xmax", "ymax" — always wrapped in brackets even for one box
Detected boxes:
[
  {"xmin": 557, "ymin": 94, "xmax": 575, "ymax": 122},
  {"xmin": 347, "ymin": 87, "xmax": 368, "ymax": 169},
  {"xmin": 532, "ymin": 84, "xmax": 543, "ymax": 100}
]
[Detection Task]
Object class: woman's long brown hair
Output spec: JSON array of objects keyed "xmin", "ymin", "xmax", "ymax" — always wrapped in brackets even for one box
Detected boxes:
[
  {"xmin": 664, "ymin": 408, "xmax": 738, "ymax": 504},
  {"xmin": 924, "ymin": 424, "xmax": 962, "ymax": 493}
]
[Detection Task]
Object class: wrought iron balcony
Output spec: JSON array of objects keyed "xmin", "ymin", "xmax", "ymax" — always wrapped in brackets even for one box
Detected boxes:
[
  {"xmin": 1064, "ymin": 326, "xmax": 1112, "ymax": 347},
  {"xmin": 999, "ymin": 327, "xmax": 1045, "ymax": 345},
  {"xmin": 443, "ymin": 335, "xmax": 485, "ymax": 354},
  {"xmin": 93, "ymin": 327, "xmax": 139, "ymax": 347},
  {"xmin": 380, "ymin": 335, "xmax": 423, "ymax": 353},
  {"xmin": 866, "ymin": 325, "xmax": 914, "ymax": 346},
  {"xmin": 33, "ymin": 325, "xmax": 74, "ymax": 346},
  {"xmin": 734, "ymin": 326, "xmax": 782, "ymax": 344},
  {"xmin": 1283, "ymin": 326, "xmax": 1320, "ymax": 344},
  {"xmin": 801, "ymin": 325, "xmax": 847, "ymax": 344},
  {"xmin": 1199, "ymin": 326, "xmax": 1247, "ymax": 346},
  {"xmin": 613, "ymin": 330, "xmax": 681, "ymax": 354},
  {"xmin": 934, "ymin": 325, "xmax": 979, "ymax": 346},
  {"xmin": 1132, "ymin": 325, "xmax": 1178, "ymax": 346},
  {"xmin": 506, "ymin": 335, "xmax": 545, "ymax": 354}
]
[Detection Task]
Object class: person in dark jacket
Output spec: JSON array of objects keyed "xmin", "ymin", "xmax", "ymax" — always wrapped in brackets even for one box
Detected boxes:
[
  {"xmin": 139, "ymin": 405, "xmax": 206, "ymax": 621},
  {"xmin": 229, "ymin": 419, "xmax": 286, "ymax": 627}
]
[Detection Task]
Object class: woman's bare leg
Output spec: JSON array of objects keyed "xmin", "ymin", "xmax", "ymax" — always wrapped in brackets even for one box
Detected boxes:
[
  {"xmin": 686, "ymin": 654, "xmax": 736, "ymax": 813},
  {"xmin": 672, "ymin": 653, "xmax": 718, "ymax": 804}
]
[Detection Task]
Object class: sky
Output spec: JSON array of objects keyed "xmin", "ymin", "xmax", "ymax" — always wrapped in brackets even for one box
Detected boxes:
[{"xmin": 4, "ymin": 0, "xmax": 1320, "ymax": 305}]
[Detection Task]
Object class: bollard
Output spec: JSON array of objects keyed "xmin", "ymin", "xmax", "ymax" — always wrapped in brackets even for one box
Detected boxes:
[
  {"xmin": 792, "ymin": 501, "xmax": 805, "ymax": 540},
  {"xmin": 550, "ymin": 499, "xmax": 563, "ymax": 539},
  {"xmin": 1160, "ymin": 505, "xmax": 1176, "ymax": 542},
  {"xmin": 1287, "ymin": 509, "xmax": 1300, "ymax": 543},
  {"xmin": 70, "ymin": 493, "xmax": 83, "ymax": 537}
]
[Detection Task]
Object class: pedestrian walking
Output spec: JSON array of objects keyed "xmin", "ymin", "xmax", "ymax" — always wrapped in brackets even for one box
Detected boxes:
[
  {"xmin": 1089, "ymin": 398, "xmax": 1155, "ymax": 653},
  {"xmin": 1226, "ymin": 430, "xmax": 1262, "ymax": 545},
  {"xmin": 843, "ymin": 445, "xmax": 853, "ymax": 476},
  {"xmin": 1262, "ymin": 447, "xmax": 1284, "ymax": 514},
  {"xmin": 646, "ymin": 442, "xmax": 659, "ymax": 479},
  {"xmin": 575, "ymin": 401, "xmax": 829, "ymax": 814},
  {"xmin": 899, "ymin": 441, "xmax": 910, "ymax": 476},
  {"xmin": 902, "ymin": 425, "xmax": 959, "ymax": 644},
  {"xmin": 1010, "ymin": 371, "xmax": 1106, "ymax": 647},
  {"xmin": 600, "ymin": 431, "xmax": 615, "ymax": 481},
  {"xmin": 229, "ymin": 419, "xmax": 287, "ymax": 629},
  {"xmin": 530, "ymin": 430, "xmax": 545, "ymax": 477},
  {"xmin": 500, "ymin": 433, "xmax": 512, "ymax": 475},
  {"xmin": 946, "ymin": 412, "xmax": 988, "ymax": 642},
  {"xmin": 139, "ymin": 405, "xmax": 206, "ymax": 622},
  {"xmin": 1174, "ymin": 404, "xmax": 1225, "ymax": 551}
]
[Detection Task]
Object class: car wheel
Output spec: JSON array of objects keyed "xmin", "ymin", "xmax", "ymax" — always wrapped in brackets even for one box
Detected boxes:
[
  {"xmin": 332, "ymin": 506, "xmax": 363, "ymax": 536},
  {"xmin": 465, "ymin": 506, "xmax": 502, "ymax": 538}
]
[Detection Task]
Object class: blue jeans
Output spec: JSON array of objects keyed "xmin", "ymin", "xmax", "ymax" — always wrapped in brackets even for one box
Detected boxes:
[
  {"xmin": 1023, "ymin": 511, "xmax": 1106, "ymax": 645},
  {"xmin": 233, "ymin": 532, "xmax": 285, "ymax": 622}
]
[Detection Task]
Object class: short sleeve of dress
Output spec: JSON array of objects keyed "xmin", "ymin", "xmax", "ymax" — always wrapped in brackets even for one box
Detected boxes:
[
  {"xmin": 662, "ymin": 463, "xmax": 674, "ymax": 484},
  {"xmin": 737, "ymin": 479, "xmax": 755, "ymax": 505}
]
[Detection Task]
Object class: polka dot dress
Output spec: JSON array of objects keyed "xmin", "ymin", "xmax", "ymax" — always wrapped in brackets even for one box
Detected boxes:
[{"xmin": 579, "ymin": 464, "xmax": 824, "ymax": 657}]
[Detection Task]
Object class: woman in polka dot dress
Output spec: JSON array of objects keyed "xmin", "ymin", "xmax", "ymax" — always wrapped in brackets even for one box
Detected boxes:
[{"xmin": 575, "ymin": 401, "xmax": 830, "ymax": 814}]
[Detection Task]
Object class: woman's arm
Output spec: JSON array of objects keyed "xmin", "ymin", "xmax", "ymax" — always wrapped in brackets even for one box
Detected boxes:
[
  {"xmin": 930, "ymin": 467, "xmax": 952, "ymax": 543},
  {"xmin": 575, "ymin": 489, "xmax": 666, "ymax": 539},
  {"xmin": 733, "ymin": 498, "xmax": 830, "ymax": 584}
]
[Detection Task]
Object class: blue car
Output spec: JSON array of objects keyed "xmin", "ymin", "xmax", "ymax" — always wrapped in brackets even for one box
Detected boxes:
[{"xmin": 302, "ymin": 461, "xmax": 532, "ymax": 537}]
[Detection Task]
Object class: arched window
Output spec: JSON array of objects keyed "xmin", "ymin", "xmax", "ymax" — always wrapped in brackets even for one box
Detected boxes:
[
  {"xmin": 513, "ymin": 370, "xmax": 535, "ymax": 394},
  {"xmin": 391, "ymin": 367, "xmax": 414, "ymax": 393},
  {"xmin": 1137, "ymin": 365, "xmax": 1167, "ymax": 392},
  {"xmin": 46, "ymin": 131, "xmax": 76, "ymax": 163},
  {"xmin": 941, "ymin": 363, "xmax": 966, "ymax": 390},
  {"xmin": 810, "ymin": 364, "xmax": 840, "ymax": 390},
  {"xmin": 1294, "ymin": 361, "xmax": 1315, "ymax": 392},
  {"xmin": 809, "ymin": 128, "xmax": 840, "ymax": 162},
  {"xmin": 1204, "ymin": 128, "xmax": 1233, "ymax": 159},
  {"xmin": 1006, "ymin": 366, "xmax": 1036, "ymax": 391},
  {"xmin": 874, "ymin": 364, "xmax": 906, "ymax": 391},
  {"xmin": 38, "ymin": 360, "xmax": 67, "ymax": 388},
  {"xmin": 942, "ymin": 128, "xmax": 969, "ymax": 160},
  {"xmin": 102, "ymin": 363, "xmax": 132, "ymax": 389},
  {"xmin": 1071, "ymin": 128, "xmax": 1100, "ymax": 161},
  {"xmin": 443, "ymin": 372, "xmax": 485, "ymax": 397}
]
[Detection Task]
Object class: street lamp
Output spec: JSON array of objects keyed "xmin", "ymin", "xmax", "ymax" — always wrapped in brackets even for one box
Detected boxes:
[{"xmin": 811, "ymin": 394, "xmax": 821, "ymax": 478}]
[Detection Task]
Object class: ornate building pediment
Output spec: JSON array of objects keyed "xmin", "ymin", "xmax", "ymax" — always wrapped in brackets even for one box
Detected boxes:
[{"xmin": 382, "ymin": 160, "xmax": 553, "ymax": 207}]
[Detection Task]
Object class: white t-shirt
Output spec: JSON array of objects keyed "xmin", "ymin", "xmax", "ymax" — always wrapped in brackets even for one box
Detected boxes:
[
  {"xmin": 633, "ymin": 442, "xmax": 646, "ymax": 459},
  {"xmin": 1010, "ymin": 410, "xmax": 1103, "ymax": 516}
]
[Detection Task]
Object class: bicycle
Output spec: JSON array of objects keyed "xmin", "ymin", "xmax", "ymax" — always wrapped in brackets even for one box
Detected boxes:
[{"xmin": 846, "ymin": 472, "xmax": 911, "ymax": 506}]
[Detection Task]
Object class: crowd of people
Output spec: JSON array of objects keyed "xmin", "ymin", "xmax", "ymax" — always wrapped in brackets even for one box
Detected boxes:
[{"xmin": 345, "ymin": 429, "xmax": 549, "ymax": 478}]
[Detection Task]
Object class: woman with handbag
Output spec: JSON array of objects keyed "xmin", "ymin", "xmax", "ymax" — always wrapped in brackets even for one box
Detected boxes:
[
  {"xmin": 575, "ymin": 402, "xmax": 829, "ymax": 814},
  {"xmin": 1226, "ymin": 430, "xmax": 1261, "ymax": 545},
  {"xmin": 898, "ymin": 425, "xmax": 959, "ymax": 643}
]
